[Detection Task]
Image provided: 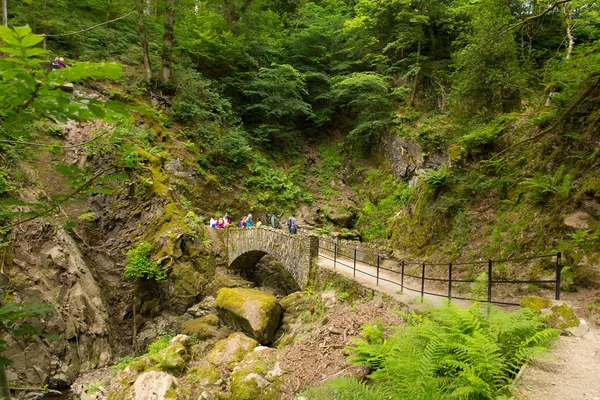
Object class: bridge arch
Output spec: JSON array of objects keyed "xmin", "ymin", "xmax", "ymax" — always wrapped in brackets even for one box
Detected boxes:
[{"xmin": 226, "ymin": 227, "xmax": 319, "ymax": 289}]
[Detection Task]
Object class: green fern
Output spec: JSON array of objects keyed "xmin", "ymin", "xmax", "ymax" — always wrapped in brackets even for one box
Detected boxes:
[{"xmin": 330, "ymin": 302, "xmax": 559, "ymax": 400}]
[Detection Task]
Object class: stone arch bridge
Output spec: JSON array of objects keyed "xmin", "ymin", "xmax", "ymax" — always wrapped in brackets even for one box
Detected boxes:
[{"xmin": 225, "ymin": 227, "xmax": 319, "ymax": 288}]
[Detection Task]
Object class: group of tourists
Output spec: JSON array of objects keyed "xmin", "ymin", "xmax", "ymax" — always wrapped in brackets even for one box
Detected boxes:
[
  {"xmin": 267, "ymin": 211, "xmax": 297, "ymax": 234},
  {"xmin": 209, "ymin": 213, "xmax": 232, "ymax": 228},
  {"xmin": 51, "ymin": 57, "xmax": 67, "ymax": 70},
  {"xmin": 208, "ymin": 211, "xmax": 298, "ymax": 234}
]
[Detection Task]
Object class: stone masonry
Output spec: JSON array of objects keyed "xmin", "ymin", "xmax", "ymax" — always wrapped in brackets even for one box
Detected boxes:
[{"xmin": 226, "ymin": 227, "xmax": 319, "ymax": 289}]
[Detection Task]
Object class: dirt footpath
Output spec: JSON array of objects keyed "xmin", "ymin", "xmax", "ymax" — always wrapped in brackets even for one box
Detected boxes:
[{"xmin": 513, "ymin": 327, "xmax": 600, "ymax": 400}]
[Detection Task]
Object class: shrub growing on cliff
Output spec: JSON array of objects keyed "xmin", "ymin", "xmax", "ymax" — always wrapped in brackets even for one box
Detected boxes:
[
  {"xmin": 420, "ymin": 164, "xmax": 450, "ymax": 189},
  {"xmin": 123, "ymin": 242, "xmax": 167, "ymax": 282}
]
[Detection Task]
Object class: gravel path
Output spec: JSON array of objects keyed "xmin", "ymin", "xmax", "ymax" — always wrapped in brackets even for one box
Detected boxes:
[
  {"xmin": 513, "ymin": 328, "xmax": 600, "ymax": 400},
  {"xmin": 317, "ymin": 252, "xmax": 600, "ymax": 400}
]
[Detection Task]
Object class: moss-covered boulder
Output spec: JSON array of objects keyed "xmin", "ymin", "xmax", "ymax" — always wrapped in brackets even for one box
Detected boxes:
[
  {"xmin": 181, "ymin": 314, "xmax": 227, "ymax": 340},
  {"xmin": 228, "ymin": 348, "xmax": 282, "ymax": 400},
  {"xmin": 207, "ymin": 332, "xmax": 258, "ymax": 370},
  {"xmin": 279, "ymin": 291, "xmax": 311, "ymax": 316},
  {"xmin": 548, "ymin": 303, "xmax": 580, "ymax": 329},
  {"xmin": 216, "ymin": 288, "xmax": 282, "ymax": 345},
  {"xmin": 520, "ymin": 296, "xmax": 553, "ymax": 313},
  {"xmin": 521, "ymin": 296, "xmax": 580, "ymax": 330},
  {"xmin": 186, "ymin": 364, "xmax": 222, "ymax": 390}
]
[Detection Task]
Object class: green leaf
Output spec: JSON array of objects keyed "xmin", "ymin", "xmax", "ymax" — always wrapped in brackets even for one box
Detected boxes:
[
  {"xmin": 20, "ymin": 33, "xmax": 44, "ymax": 48},
  {"xmin": 12, "ymin": 25, "xmax": 33, "ymax": 38},
  {"xmin": 88, "ymin": 104, "xmax": 106, "ymax": 118},
  {"xmin": 0, "ymin": 26, "xmax": 20, "ymax": 46},
  {"xmin": 25, "ymin": 47, "xmax": 49, "ymax": 57}
]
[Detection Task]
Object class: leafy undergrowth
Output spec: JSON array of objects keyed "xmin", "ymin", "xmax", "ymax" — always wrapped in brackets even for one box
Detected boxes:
[{"xmin": 301, "ymin": 301, "xmax": 559, "ymax": 400}]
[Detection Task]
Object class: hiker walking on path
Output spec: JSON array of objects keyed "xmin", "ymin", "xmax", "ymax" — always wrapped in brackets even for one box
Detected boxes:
[
  {"xmin": 287, "ymin": 214, "xmax": 297, "ymax": 234},
  {"xmin": 51, "ymin": 57, "xmax": 60, "ymax": 71},
  {"xmin": 58, "ymin": 57, "xmax": 66, "ymax": 69},
  {"xmin": 245, "ymin": 214, "xmax": 253, "ymax": 227},
  {"xmin": 268, "ymin": 211, "xmax": 283, "ymax": 229}
]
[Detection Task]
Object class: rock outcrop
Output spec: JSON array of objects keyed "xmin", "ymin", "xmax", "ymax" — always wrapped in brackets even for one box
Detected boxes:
[
  {"xmin": 207, "ymin": 332, "xmax": 259, "ymax": 369},
  {"xmin": 215, "ymin": 288, "xmax": 282, "ymax": 345},
  {"xmin": 133, "ymin": 371, "xmax": 182, "ymax": 400},
  {"xmin": 5, "ymin": 223, "xmax": 114, "ymax": 388}
]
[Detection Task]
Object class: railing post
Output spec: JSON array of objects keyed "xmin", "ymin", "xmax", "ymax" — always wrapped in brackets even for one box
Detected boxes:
[
  {"xmin": 448, "ymin": 263, "xmax": 453, "ymax": 302},
  {"xmin": 488, "ymin": 260, "xmax": 493, "ymax": 303},
  {"xmin": 556, "ymin": 252, "xmax": 562, "ymax": 300},
  {"xmin": 376, "ymin": 256, "xmax": 380, "ymax": 287},
  {"xmin": 421, "ymin": 262, "xmax": 425, "ymax": 303},
  {"xmin": 401, "ymin": 260, "xmax": 405, "ymax": 293},
  {"xmin": 333, "ymin": 241, "xmax": 337, "ymax": 269},
  {"xmin": 353, "ymin": 248, "xmax": 357, "ymax": 277}
]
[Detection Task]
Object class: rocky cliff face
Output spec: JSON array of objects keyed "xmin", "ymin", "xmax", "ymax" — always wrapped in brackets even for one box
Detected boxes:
[
  {"xmin": 379, "ymin": 134, "xmax": 449, "ymax": 181},
  {"xmin": 5, "ymin": 222, "xmax": 115, "ymax": 388}
]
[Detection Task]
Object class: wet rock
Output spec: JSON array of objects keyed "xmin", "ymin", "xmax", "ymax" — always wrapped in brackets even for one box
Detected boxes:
[
  {"xmin": 207, "ymin": 332, "xmax": 259, "ymax": 370},
  {"xmin": 216, "ymin": 288, "xmax": 282, "ymax": 345}
]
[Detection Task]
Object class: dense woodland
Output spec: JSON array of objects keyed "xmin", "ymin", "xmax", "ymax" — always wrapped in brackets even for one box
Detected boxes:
[{"xmin": 0, "ymin": 0, "xmax": 599, "ymax": 398}]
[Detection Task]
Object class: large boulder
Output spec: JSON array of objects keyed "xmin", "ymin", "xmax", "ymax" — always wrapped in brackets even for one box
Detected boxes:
[
  {"xmin": 207, "ymin": 332, "xmax": 259, "ymax": 370},
  {"xmin": 216, "ymin": 288, "xmax": 283, "ymax": 345},
  {"xmin": 181, "ymin": 314, "xmax": 229, "ymax": 340},
  {"xmin": 229, "ymin": 347, "xmax": 283, "ymax": 400},
  {"xmin": 133, "ymin": 371, "xmax": 183, "ymax": 400}
]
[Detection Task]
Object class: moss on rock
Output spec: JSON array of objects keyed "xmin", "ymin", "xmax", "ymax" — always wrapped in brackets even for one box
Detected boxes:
[
  {"xmin": 207, "ymin": 332, "xmax": 258, "ymax": 370},
  {"xmin": 216, "ymin": 288, "xmax": 282, "ymax": 345},
  {"xmin": 181, "ymin": 315, "xmax": 221, "ymax": 339},
  {"xmin": 549, "ymin": 303, "xmax": 580, "ymax": 329},
  {"xmin": 186, "ymin": 364, "xmax": 222, "ymax": 387},
  {"xmin": 520, "ymin": 296, "xmax": 553, "ymax": 313}
]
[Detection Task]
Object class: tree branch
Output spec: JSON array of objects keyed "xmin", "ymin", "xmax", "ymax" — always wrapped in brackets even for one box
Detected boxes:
[
  {"xmin": 44, "ymin": 8, "xmax": 136, "ymax": 38},
  {"xmin": 493, "ymin": 71, "xmax": 600, "ymax": 157},
  {"xmin": 498, "ymin": 0, "xmax": 572, "ymax": 36},
  {"xmin": 0, "ymin": 121, "xmax": 122, "ymax": 149},
  {"xmin": 0, "ymin": 167, "xmax": 115, "ymax": 231}
]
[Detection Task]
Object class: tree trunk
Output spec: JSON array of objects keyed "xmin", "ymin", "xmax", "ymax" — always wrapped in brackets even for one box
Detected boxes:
[
  {"xmin": 2, "ymin": 0, "xmax": 7, "ymax": 27},
  {"xmin": 563, "ymin": 4, "xmax": 574, "ymax": 60},
  {"xmin": 42, "ymin": 0, "xmax": 47, "ymax": 49},
  {"xmin": 0, "ymin": 364, "xmax": 11, "ymax": 400},
  {"xmin": 138, "ymin": 0, "xmax": 152, "ymax": 80},
  {"xmin": 106, "ymin": 0, "xmax": 112, "ymax": 22},
  {"xmin": 410, "ymin": 37, "xmax": 421, "ymax": 104},
  {"xmin": 161, "ymin": 0, "xmax": 175, "ymax": 83}
]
